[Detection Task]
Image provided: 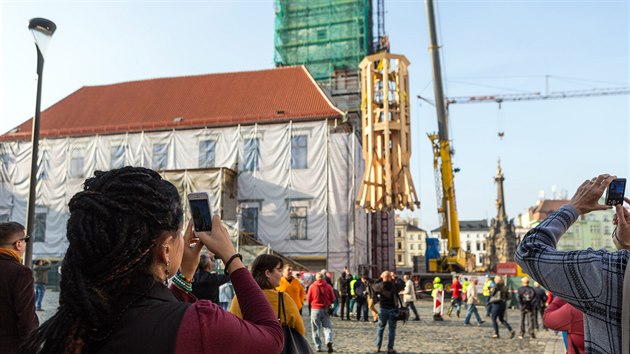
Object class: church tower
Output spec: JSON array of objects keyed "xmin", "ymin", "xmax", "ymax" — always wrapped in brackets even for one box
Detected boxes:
[{"xmin": 484, "ymin": 160, "xmax": 517, "ymax": 271}]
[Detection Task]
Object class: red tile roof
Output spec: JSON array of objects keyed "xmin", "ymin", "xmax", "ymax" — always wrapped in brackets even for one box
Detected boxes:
[
  {"xmin": 530, "ymin": 199, "xmax": 570, "ymax": 221},
  {"xmin": 2, "ymin": 66, "xmax": 343, "ymax": 140}
]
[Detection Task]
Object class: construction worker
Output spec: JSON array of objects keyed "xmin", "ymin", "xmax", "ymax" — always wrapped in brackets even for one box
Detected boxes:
[
  {"xmin": 349, "ymin": 274, "xmax": 358, "ymax": 316},
  {"xmin": 483, "ymin": 274, "xmax": 495, "ymax": 317},
  {"xmin": 462, "ymin": 277, "xmax": 470, "ymax": 308},
  {"xmin": 432, "ymin": 277, "xmax": 444, "ymax": 320}
]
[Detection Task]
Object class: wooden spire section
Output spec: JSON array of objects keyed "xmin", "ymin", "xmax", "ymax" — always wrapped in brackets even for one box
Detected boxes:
[{"xmin": 357, "ymin": 53, "xmax": 420, "ymax": 212}]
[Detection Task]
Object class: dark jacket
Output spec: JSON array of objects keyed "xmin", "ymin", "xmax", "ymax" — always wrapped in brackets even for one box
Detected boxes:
[
  {"xmin": 337, "ymin": 275, "xmax": 350, "ymax": 296},
  {"xmin": 192, "ymin": 270, "xmax": 230, "ymax": 304},
  {"xmin": 0, "ymin": 253, "xmax": 39, "ymax": 354},
  {"xmin": 96, "ymin": 280, "xmax": 189, "ymax": 354},
  {"xmin": 533, "ymin": 286, "xmax": 547, "ymax": 308},
  {"xmin": 372, "ymin": 279, "xmax": 404, "ymax": 309},
  {"xmin": 517, "ymin": 285, "xmax": 536, "ymax": 310},
  {"xmin": 489, "ymin": 283, "xmax": 509, "ymax": 304},
  {"xmin": 33, "ymin": 262, "xmax": 51, "ymax": 284}
]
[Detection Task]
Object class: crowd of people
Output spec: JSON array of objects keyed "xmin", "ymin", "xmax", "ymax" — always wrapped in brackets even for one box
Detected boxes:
[{"xmin": 1, "ymin": 167, "xmax": 628, "ymax": 354}]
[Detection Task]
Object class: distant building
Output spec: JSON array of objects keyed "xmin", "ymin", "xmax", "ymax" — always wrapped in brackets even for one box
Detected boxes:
[
  {"xmin": 394, "ymin": 216, "xmax": 429, "ymax": 271},
  {"xmin": 430, "ymin": 219, "xmax": 489, "ymax": 270},
  {"xmin": 516, "ymin": 198, "xmax": 615, "ymax": 251}
]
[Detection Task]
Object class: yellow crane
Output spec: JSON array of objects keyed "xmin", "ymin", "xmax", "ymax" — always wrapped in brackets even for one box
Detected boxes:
[{"xmin": 424, "ymin": 0, "xmax": 467, "ymax": 273}]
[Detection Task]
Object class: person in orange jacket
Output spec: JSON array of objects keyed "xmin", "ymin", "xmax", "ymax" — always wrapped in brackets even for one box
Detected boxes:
[{"xmin": 276, "ymin": 264, "xmax": 306, "ymax": 314}]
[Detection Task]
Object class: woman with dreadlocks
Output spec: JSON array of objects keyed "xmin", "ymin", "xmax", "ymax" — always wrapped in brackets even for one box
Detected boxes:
[{"xmin": 19, "ymin": 167, "xmax": 282, "ymax": 354}]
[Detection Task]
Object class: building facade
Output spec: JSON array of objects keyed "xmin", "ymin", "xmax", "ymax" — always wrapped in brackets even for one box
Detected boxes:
[
  {"xmin": 517, "ymin": 198, "xmax": 616, "ymax": 251},
  {"xmin": 394, "ymin": 216, "xmax": 428, "ymax": 271},
  {"xmin": 0, "ymin": 66, "xmax": 372, "ymax": 272}
]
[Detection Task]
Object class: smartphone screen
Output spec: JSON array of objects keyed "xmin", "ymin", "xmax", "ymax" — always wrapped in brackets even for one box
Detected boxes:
[
  {"xmin": 606, "ymin": 178, "xmax": 626, "ymax": 206},
  {"xmin": 189, "ymin": 194, "xmax": 213, "ymax": 232}
]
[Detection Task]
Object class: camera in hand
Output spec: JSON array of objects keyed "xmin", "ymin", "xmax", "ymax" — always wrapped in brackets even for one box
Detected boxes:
[{"xmin": 605, "ymin": 178, "xmax": 626, "ymax": 206}]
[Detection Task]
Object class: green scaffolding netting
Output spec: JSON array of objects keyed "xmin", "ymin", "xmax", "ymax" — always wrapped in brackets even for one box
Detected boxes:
[{"xmin": 274, "ymin": 0, "xmax": 372, "ymax": 81}]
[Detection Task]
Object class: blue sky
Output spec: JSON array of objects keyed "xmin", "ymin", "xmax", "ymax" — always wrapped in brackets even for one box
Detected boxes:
[{"xmin": 1, "ymin": 1, "xmax": 628, "ymax": 231}]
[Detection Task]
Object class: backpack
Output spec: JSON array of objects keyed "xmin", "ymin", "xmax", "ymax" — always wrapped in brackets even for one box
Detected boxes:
[{"xmin": 521, "ymin": 287, "xmax": 536, "ymax": 309}]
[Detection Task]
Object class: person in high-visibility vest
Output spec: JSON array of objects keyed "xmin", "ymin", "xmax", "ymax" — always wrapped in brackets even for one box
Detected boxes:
[
  {"xmin": 483, "ymin": 274, "xmax": 495, "ymax": 317},
  {"xmin": 349, "ymin": 274, "xmax": 358, "ymax": 316},
  {"xmin": 432, "ymin": 277, "xmax": 444, "ymax": 320},
  {"xmin": 462, "ymin": 277, "xmax": 470, "ymax": 308}
]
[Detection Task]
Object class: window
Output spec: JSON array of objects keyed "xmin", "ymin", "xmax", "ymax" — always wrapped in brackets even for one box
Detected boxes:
[
  {"xmin": 152, "ymin": 143, "xmax": 168, "ymax": 170},
  {"xmin": 242, "ymin": 138, "xmax": 259, "ymax": 172},
  {"xmin": 111, "ymin": 145, "xmax": 125, "ymax": 169},
  {"xmin": 289, "ymin": 206, "xmax": 307, "ymax": 240},
  {"xmin": 476, "ymin": 241, "xmax": 481, "ymax": 251},
  {"xmin": 291, "ymin": 135, "xmax": 308, "ymax": 169},
  {"xmin": 604, "ymin": 226, "xmax": 610, "ymax": 235},
  {"xmin": 397, "ymin": 230, "xmax": 402, "ymax": 238},
  {"xmin": 397, "ymin": 242, "xmax": 402, "ymax": 250},
  {"xmin": 410, "ymin": 244, "xmax": 415, "ymax": 250},
  {"xmin": 241, "ymin": 207, "xmax": 258, "ymax": 239},
  {"xmin": 37, "ymin": 150, "xmax": 49, "ymax": 180},
  {"xmin": 70, "ymin": 148, "xmax": 84, "ymax": 178},
  {"xmin": 466, "ymin": 241, "xmax": 471, "ymax": 252},
  {"xmin": 482, "ymin": 242, "xmax": 486, "ymax": 251},
  {"xmin": 590, "ymin": 224, "xmax": 601, "ymax": 234},
  {"xmin": 397, "ymin": 254, "xmax": 402, "ymax": 263},
  {"xmin": 199, "ymin": 140, "xmax": 216, "ymax": 168},
  {"xmin": 33, "ymin": 212, "xmax": 46, "ymax": 242}
]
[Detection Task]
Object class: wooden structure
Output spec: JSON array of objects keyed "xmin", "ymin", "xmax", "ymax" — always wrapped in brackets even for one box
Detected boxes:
[{"xmin": 357, "ymin": 53, "xmax": 419, "ymax": 212}]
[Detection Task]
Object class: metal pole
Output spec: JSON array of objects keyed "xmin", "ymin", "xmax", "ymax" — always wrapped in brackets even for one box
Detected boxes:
[
  {"xmin": 425, "ymin": 0, "xmax": 448, "ymax": 141},
  {"xmin": 25, "ymin": 47, "xmax": 44, "ymax": 268}
]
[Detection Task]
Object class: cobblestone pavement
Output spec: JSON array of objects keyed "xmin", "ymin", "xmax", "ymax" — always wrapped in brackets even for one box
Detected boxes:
[{"xmin": 38, "ymin": 291, "xmax": 565, "ymax": 353}]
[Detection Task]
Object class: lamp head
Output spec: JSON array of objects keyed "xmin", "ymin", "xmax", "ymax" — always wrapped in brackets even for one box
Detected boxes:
[{"xmin": 28, "ymin": 18, "xmax": 56, "ymax": 58}]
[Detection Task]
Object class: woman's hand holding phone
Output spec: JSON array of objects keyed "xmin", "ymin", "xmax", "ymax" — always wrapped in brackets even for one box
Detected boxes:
[
  {"xmin": 195, "ymin": 216, "xmax": 244, "ymax": 274},
  {"xmin": 180, "ymin": 222, "xmax": 203, "ymax": 280}
]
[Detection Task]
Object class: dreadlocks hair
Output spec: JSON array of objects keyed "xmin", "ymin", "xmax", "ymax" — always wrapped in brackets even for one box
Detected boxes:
[
  {"xmin": 250, "ymin": 254, "xmax": 283, "ymax": 290},
  {"xmin": 19, "ymin": 167, "xmax": 183, "ymax": 354}
]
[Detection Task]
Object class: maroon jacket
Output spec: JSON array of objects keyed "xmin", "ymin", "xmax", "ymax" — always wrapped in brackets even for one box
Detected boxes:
[
  {"xmin": 175, "ymin": 267, "xmax": 283, "ymax": 353},
  {"xmin": 0, "ymin": 253, "xmax": 38, "ymax": 354},
  {"xmin": 544, "ymin": 297, "xmax": 584, "ymax": 354}
]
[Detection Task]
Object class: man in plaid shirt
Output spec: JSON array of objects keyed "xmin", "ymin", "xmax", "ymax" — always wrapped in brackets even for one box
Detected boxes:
[{"xmin": 516, "ymin": 174, "xmax": 630, "ymax": 354}]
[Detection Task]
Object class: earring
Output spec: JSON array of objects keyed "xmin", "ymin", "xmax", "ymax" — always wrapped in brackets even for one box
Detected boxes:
[{"xmin": 163, "ymin": 260, "xmax": 171, "ymax": 286}]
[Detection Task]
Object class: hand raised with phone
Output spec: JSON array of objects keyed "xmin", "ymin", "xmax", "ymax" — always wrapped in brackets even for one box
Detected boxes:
[{"xmin": 195, "ymin": 215, "xmax": 237, "ymax": 264}]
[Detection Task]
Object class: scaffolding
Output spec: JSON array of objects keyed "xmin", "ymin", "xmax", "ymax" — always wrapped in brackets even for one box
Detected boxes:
[{"xmin": 274, "ymin": 0, "xmax": 372, "ymax": 81}]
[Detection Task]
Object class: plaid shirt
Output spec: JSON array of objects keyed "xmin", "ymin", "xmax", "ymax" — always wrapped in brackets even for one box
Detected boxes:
[{"xmin": 515, "ymin": 205, "xmax": 629, "ymax": 354}]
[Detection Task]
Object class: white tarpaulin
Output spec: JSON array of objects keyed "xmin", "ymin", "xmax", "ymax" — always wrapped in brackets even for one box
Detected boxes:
[{"xmin": 0, "ymin": 120, "xmax": 368, "ymax": 272}]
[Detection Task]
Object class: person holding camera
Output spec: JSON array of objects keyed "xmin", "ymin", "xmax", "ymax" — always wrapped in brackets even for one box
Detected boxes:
[
  {"xmin": 372, "ymin": 270, "xmax": 405, "ymax": 353},
  {"xmin": 33, "ymin": 258, "xmax": 52, "ymax": 311},
  {"xmin": 306, "ymin": 271, "xmax": 335, "ymax": 353},
  {"xmin": 19, "ymin": 167, "xmax": 283, "ymax": 354},
  {"xmin": 516, "ymin": 174, "xmax": 630, "ymax": 353}
]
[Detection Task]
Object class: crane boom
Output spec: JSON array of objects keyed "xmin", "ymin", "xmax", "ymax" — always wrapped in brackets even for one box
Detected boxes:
[
  {"xmin": 425, "ymin": 0, "xmax": 466, "ymax": 272},
  {"xmin": 446, "ymin": 87, "xmax": 629, "ymax": 105}
]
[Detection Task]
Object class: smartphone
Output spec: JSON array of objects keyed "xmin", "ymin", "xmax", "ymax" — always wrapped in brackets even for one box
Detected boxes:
[
  {"xmin": 187, "ymin": 192, "xmax": 213, "ymax": 232},
  {"xmin": 605, "ymin": 178, "xmax": 626, "ymax": 206}
]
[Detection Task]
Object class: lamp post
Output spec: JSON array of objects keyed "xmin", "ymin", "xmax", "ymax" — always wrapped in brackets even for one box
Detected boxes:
[{"xmin": 25, "ymin": 18, "xmax": 56, "ymax": 268}]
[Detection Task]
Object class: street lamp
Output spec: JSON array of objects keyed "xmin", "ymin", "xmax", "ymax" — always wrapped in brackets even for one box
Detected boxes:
[{"xmin": 25, "ymin": 18, "xmax": 56, "ymax": 268}]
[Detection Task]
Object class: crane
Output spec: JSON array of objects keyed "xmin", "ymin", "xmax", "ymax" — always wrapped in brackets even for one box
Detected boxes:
[
  {"xmin": 421, "ymin": 0, "xmax": 629, "ymax": 275},
  {"xmin": 424, "ymin": 0, "xmax": 467, "ymax": 273}
]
